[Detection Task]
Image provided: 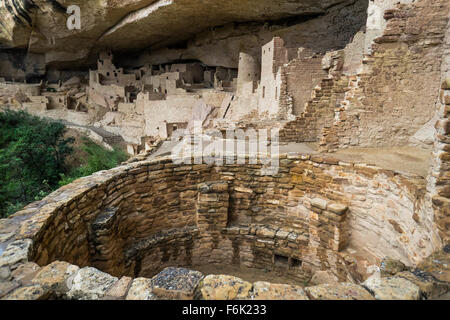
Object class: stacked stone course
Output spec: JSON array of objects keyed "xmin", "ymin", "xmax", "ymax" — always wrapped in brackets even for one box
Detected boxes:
[
  {"xmin": 279, "ymin": 78, "xmax": 348, "ymax": 143},
  {"xmin": 319, "ymin": 0, "xmax": 450, "ymax": 151},
  {"xmin": 0, "ymin": 150, "xmax": 441, "ymax": 293}
]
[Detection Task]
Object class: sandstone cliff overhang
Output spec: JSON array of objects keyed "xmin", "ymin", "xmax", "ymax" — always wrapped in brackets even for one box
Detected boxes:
[{"xmin": 0, "ymin": 0, "xmax": 357, "ymax": 66}]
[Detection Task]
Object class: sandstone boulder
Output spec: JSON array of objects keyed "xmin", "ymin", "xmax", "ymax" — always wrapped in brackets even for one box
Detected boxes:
[
  {"xmin": 305, "ymin": 283, "xmax": 374, "ymax": 300},
  {"xmin": 0, "ymin": 239, "xmax": 32, "ymax": 269},
  {"xmin": 380, "ymin": 257, "xmax": 407, "ymax": 277},
  {"xmin": 32, "ymin": 261, "xmax": 79, "ymax": 294},
  {"xmin": 252, "ymin": 282, "xmax": 309, "ymax": 300},
  {"xmin": 125, "ymin": 278, "xmax": 157, "ymax": 300},
  {"xmin": 0, "ymin": 267, "xmax": 11, "ymax": 281},
  {"xmin": 2, "ymin": 284, "xmax": 51, "ymax": 300},
  {"xmin": 104, "ymin": 276, "xmax": 133, "ymax": 300},
  {"xmin": 66, "ymin": 267, "xmax": 118, "ymax": 300},
  {"xmin": 11, "ymin": 262, "xmax": 41, "ymax": 285},
  {"xmin": 395, "ymin": 271, "xmax": 449, "ymax": 300},
  {"xmin": 363, "ymin": 276, "xmax": 421, "ymax": 300},
  {"xmin": 310, "ymin": 270, "xmax": 339, "ymax": 285},
  {"xmin": 196, "ymin": 275, "xmax": 252, "ymax": 300},
  {"xmin": 0, "ymin": 281, "xmax": 20, "ymax": 299},
  {"xmin": 152, "ymin": 267, "xmax": 204, "ymax": 300}
]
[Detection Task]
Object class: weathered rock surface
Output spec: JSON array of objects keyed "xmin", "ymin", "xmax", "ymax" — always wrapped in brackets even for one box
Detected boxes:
[
  {"xmin": 196, "ymin": 275, "xmax": 252, "ymax": 300},
  {"xmin": 0, "ymin": 0, "xmax": 366, "ymax": 73},
  {"xmin": 417, "ymin": 249, "xmax": 450, "ymax": 286},
  {"xmin": 380, "ymin": 257, "xmax": 407, "ymax": 277},
  {"xmin": 0, "ymin": 267, "xmax": 11, "ymax": 281},
  {"xmin": 32, "ymin": 261, "xmax": 79, "ymax": 294},
  {"xmin": 363, "ymin": 276, "xmax": 421, "ymax": 300},
  {"xmin": 66, "ymin": 267, "xmax": 118, "ymax": 300},
  {"xmin": 0, "ymin": 0, "xmax": 350, "ymax": 50},
  {"xmin": 252, "ymin": 282, "xmax": 309, "ymax": 300},
  {"xmin": 151, "ymin": 267, "xmax": 204, "ymax": 300},
  {"xmin": 395, "ymin": 271, "xmax": 449, "ymax": 300},
  {"xmin": 11, "ymin": 262, "xmax": 40, "ymax": 285},
  {"xmin": 310, "ymin": 270, "xmax": 339, "ymax": 285},
  {"xmin": 2, "ymin": 284, "xmax": 51, "ymax": 300},
  {"xmin": 0, "ymin": 281, "xmax": 20, "ymax": 298},
  {"xmin": 125, "ymin": 277, "xmax": 156, "ymax": 300},
  {"xmin": 0, "ymin": 239, "xmax": 32, "ymax": 269},
  {"xmin": 305, "ymin": 283, "xmax": 374, "ymax": 300},
  {"xmin": 104, "ymin": 276, "xmax": 133, "ymax": 300}
]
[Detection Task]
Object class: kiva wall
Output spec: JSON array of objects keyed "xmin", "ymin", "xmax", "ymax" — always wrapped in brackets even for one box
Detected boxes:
[{"xmin": 0, "ymin": 154, "xmax": 441, "ymax": 286}]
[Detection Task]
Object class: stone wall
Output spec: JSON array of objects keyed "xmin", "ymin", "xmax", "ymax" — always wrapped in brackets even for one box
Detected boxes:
[
  {"xmin": 284, "ymin": 53, "xmax": 328, "ymax": 116},
  {"xmin": 320, "ymin": 0, "xmax": 450, "ymax": 150},
  {"xmin": 0, "ymin": 152, "xmax": 446, "ymax": 300},
  {"xmin": 0, "ymin": 152, "xmax": 441, "ymax": 288},
  {"xmin": 428, "ymin": 11, "xmax": 450, "ymax": 246},
  {"xmin": 279, "ymin": 78, "xmax": 349, "ymax": 142}
]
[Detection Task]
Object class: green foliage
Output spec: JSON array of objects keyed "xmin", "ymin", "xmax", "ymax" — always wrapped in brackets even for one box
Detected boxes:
[
  {"xmin": 0, "ymin": 110, "xmax": 74, "ymax": 218},
  {"xmin": 0, "ymin": 110, "xmax": 128, "ymax": 218},
  {"xmin": 58, "ymin": 138, "xmax": 128, "ymax": 187}
]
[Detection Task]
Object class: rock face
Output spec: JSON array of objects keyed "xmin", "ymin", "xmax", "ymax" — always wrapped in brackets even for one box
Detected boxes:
[{"xmin": 0, "ymin": 0, "xmax": 365, "ymax": 71}]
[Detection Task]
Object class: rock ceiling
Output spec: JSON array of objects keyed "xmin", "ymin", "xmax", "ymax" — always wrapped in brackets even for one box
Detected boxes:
[{"xmin": 0, "ymin": 0, "xmax": 356, "ymax": 66}]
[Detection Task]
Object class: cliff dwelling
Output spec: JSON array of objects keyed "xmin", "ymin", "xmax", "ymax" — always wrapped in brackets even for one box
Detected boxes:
[{"xmin": 0, "ymin": 0, "xmax": 449, "ymax": 302}]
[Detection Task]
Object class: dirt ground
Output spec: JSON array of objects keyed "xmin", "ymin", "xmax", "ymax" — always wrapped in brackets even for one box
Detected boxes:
[
  {"xmin": 333, "ymin": 146, "xmax": 432, "ymax": 177},
  {"xmin": 152, "ymin": 140, "xmax": 431, "ymax": 177},
  {"xmin": 278, "ymin": 143, "xmax": 431, "ymax": 177}
]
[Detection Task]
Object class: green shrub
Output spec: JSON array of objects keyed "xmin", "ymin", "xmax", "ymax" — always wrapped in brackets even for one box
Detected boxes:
[
  {"xmin": 58, "ymin": 138, "xmax": 128, "ymax": 187},
  {"xmin": 0, "ymin": 110, "xmax": 73, "ymax": 218},
  {"xmin": 0, "ymin": 110, "xmax": 128, "ymax": 218}
]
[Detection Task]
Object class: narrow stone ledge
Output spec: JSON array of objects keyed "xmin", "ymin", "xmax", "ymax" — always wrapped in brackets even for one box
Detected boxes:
[
  {"xmin": 311, "ymin": 198, "xmax": 328, "ymax": 210},
  {"xmin": 326, "ymin": 202, "xmax": 348, "ymax": 215}
]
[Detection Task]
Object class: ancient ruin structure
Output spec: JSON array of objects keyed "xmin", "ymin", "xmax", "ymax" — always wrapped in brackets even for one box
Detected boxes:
[{"xmin": 0, "ymin": 0, "xmax": 449, "ymax": 300}]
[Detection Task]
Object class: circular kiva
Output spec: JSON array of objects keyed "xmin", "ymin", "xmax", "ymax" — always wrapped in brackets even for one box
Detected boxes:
[{"xmin": 0, "ymin": 154, "xmax": 441, "ymax": 300}]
